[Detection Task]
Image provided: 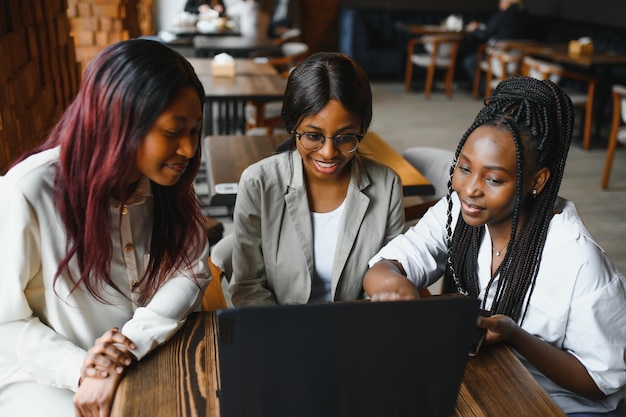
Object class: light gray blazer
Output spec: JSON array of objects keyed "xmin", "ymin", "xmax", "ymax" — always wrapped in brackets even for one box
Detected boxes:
[{"xmin": 230, "ymin": 150, "xmax": 405, "ymax": 305}]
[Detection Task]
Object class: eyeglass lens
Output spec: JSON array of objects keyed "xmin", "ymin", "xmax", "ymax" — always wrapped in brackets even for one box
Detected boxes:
[{"xmin": 298, "ymin": 132, "xmax": 359, "ymax": 152}]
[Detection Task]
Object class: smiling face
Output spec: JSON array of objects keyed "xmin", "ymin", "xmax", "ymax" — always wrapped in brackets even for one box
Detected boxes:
[
  {"xmin": 295, "ymin": 99, "xmax": 361, "ymax": 183},
  {"xmin": 130, "ymin": 87, "xmax": 203, "ymax": 186},
  {"xmin": 452, "ymin": 124, "xmax": 525, "ymax": 234}
]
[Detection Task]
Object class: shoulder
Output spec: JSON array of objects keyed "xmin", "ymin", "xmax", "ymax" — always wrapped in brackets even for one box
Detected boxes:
[
  {"xmin": 2, "ymin": 148, "xmax": 59, "ymax": 200},
  {"xmin": 356, "ymin": 156, "xmax": 400, "ymax": 184},
  {"xmin": 239, "ymin": 151, "xmax": 296, "ymax": 194},
  {"xmin": 543, "ymin": 197, "xmax": 617, "ymax": 278},
  {"xmin": 241, "ymin": 151, "xmax": 291, "ymax": 180}
]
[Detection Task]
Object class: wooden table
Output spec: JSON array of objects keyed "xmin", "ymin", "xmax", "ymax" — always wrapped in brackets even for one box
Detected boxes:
[
  {"xmin": 193, "ymin": 35, "xmax": 281, "ymax": 58},
  {"xmin": 111, "ymin": 311, "xmax": 565, "ymax": 417},
  {"xmin": 204, "ymin": 131, "xmax": 435, "ymax": 207},
  {"xmin": 188, "ymin": 57, "xmax": 279, "ymax": 77},
  {"xmin": 395, "ymin": 22, "xmax": 466, "ymax": 36},
  {"xmin": 193, "ymin": 58, "xmax": 286, "ymax": 135},
  {"xmin": 517, "ymin": 42, "xmax": 626, "ymax": 68},
  {"xmin": 515, "ymin": 42, "xmax": 626, "ymax": 147}
]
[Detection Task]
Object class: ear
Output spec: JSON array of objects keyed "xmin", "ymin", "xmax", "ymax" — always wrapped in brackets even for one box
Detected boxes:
[{"xmin": 532, "ymin": 167, "xmax": 550, "ymax": 195}]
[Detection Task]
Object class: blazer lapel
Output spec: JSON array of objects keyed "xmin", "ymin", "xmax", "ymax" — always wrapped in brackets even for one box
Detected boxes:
[
  {"xmin": 284, "ymin": 152, "xmax": 315, "ymax": 278},
  {"xmin": 332, "ymin": 157, "xmax": 370, "ymax": 295}
]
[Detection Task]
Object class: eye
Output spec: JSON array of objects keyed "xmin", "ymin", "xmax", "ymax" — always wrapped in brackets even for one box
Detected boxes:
[
  {"xmin": 486, "ymin": 177, "xmax": 504, "ymax": 185},
  {"xmin": 336, "ymin": 134, "xmax": 358, "ymax": 143},
  {"xmin": 163, "ymin": 129, "xmax": 181, "ymax": 138},
  {"xmin": 303, "ymin": 132, "xmax": 324, "ymax": 142},
  {"xmin": 457, "ymin": 165, "xmax": 470, "ymax": 174}
]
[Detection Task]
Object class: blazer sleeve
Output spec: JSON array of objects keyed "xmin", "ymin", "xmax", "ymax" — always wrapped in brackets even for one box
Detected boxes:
[
  {"xmin": 383, "ymin": 171, "xmax": 406, "ymax": 245},
  {"xmin": 229, "ymin": 167, "xmax": 277, "ymax": 306}
]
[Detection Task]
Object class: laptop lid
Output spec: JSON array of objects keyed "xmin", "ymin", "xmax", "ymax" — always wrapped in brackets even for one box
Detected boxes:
[{"xmin": 217, "ymin": 296, "xmax": 479, "ymax": 417}]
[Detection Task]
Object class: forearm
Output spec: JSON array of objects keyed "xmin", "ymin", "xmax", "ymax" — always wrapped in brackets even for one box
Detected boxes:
[
  {"xmin": 363, "ymin": 260, "xmax": 419, "ymax": 299},
  {"xmin": 507, "ymin": 326, "xmax": 605, "ymax": 399}
]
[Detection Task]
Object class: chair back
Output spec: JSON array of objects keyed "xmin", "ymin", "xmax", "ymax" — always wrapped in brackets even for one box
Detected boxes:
[
  {"xmin": 402, "ymin": 146, "xmax": 455, "ymax": 222},
  {"xmin": 522, "ymin": 56, "xmax": 563, "ymax": 84},
  {"xmin": 281, "ymin": 41, "xmax": 309, "ymax": 60},
  {"xmin": 486, "ymin": 47, "xmax": 523, "ymax": 79},
  {"xmin": 601, "ymin": 84, "xmax": 626, "ymax": 188},
  {"xmin": 422, "ymin": 34, "xmax": 462, "ymax": 58},
  {"xmin": 484, "ymin": 47, "xmax": 523, "ymax": 97},
  {"xmin": 211, "ymin": 233, "xmax": 234, "ymax": 282},
  {"xmin": 277, "ymin": 27, "xmax": 301, "ymax": 44},
  {"xmin": 617, "ymin": 84, "xmax": 626, "ymax": 124}
]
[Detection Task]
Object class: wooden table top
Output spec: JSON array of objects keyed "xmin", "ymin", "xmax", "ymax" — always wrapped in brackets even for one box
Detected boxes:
[
  {"xmin": 197, "ymin": 72, "xmax": 286, "ymax": 101},
  {"xmin": 187, "ymin": 57, "xmax": 279, "ymax": 76},
  {"xmin": 203, "ymin": 131, "xmax": 434, "ymax": 206},
  {"xmin": 516, "ymin": 42, "xmax": 626, "ymax": 68},
  {"xmin": 395, "ymin": 22, "xmax": 466, "ymax": 36},
  {"xmin": 111, "ymin": 311, "xmax": 565, "ymax": 417},
  {"xmin": 193, "ymin": 35, "xmax": 281, "ymax": 57}
]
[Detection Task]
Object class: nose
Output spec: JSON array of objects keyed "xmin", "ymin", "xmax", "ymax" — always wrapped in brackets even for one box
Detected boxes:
[
  {"xmin": 316, "ymin": 137, "xmax": 338, "ymax": 158},
  {"xmin": 462, "ymin": 174, "xmax": 483, "ymax": 197},
  {"xmin": 178, "ymin": 133, "xmax": 198, "ymax": 159}
]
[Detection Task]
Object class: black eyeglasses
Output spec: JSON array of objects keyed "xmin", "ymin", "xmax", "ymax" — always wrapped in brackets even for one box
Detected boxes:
[{"xmin": 293, "ymin": 131, "xmax": 363, "ymax": 153}]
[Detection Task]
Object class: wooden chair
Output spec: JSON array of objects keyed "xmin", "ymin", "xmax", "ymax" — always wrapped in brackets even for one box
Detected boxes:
[
  {"xmin": 202, "ymin": 258, "xmax": 228, "ymax": 310},
  {"xmin": 404, "ymin": 34, "xmax": 463, "ymax": 99},
  {"xmin": 201, "ymin": 234, "xmax": 234, "ymax": 310},
  {"xmin": 471, "ymin": 43, "xmax": 489, "ymax": 99},
  {"xmin": 472, "ymin": 40, "xmax": 534, "ymax": 99},
  {"xmin": 484, "ymin": 46, "xmax": 524, "ymax": 98},
  {"xmin": 246, "ymin": 42, "xmax": 309, "ymax": 134},
  {"xmin": 522, "ymin": 56, "xmax": 597, "ymax": 150},
  {"xmin": 601, "ymin": 84, "xmax": 626, "ymax": 189}
]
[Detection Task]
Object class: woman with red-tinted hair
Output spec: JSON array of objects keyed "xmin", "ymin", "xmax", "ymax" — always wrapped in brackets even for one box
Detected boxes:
[{"xmin": 0, "ymin": 39, "xmax": 210, "ymax": 417}]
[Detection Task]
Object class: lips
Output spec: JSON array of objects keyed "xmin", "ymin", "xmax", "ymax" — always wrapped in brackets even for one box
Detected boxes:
[
  {"xmin": 460, "ymin": 199, "xmax": 485, "ymax": 216},
  {"xmin": 315, "ymin": 160, "xmax": 339, "ymax": 168},
  {"xmin": 165, "ymin": 161, "xmax": 188, "ymax": 173}
]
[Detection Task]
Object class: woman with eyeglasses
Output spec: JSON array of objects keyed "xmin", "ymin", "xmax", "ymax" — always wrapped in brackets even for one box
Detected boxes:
[{"xmin": 229, "ymin": 52, "xmax": 405, "ymax": 305}]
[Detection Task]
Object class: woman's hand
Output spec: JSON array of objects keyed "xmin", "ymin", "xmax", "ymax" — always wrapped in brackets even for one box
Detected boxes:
[
  {"xmin": 74, "ymin": 373, "xmax": 122, "ymax": 417},
  {"xmin": 364, "ymin": 259, "xmax": 420, "ymax": 302},
  {"xmin": 477, "ymin": 314, "xmax": 518, "ymax": 345},
  {"xmin": 370, "ymin": 289, "xmax": 419, "ymax": 302},
  {"xmin": 80, "ymin": 327, "xmax": 136, "ymax": 382}
]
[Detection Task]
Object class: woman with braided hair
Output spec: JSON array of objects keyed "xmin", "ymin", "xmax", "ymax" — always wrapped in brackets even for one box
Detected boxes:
[{"xmin": 364, "ymin": 76, "xmax": 626, "ymax": 416}]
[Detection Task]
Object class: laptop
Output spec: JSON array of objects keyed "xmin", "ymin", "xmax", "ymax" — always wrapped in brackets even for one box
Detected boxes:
[{"xmin": 216, "ymin": 296, "xmax": 480, "ymax": 417}]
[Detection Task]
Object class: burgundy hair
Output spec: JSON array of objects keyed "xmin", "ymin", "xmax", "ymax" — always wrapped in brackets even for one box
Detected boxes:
[{"xmin": 18, "ymin": 39, "xmax": 208, "ymax": 304}]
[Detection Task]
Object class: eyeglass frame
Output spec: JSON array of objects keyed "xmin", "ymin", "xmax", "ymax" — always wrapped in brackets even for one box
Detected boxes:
[{"xmin": 291, "ymin": 131, "xmax": 364, "ymax": 153}]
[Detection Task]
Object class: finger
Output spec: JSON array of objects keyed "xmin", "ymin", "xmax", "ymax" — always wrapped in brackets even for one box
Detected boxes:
[
  {"xmin": 106, "ymin": 328, "xmax": 137, "ymax": 351},
  {"xmin": 84, "ymin": 352, "xmax": 125, "ymax": 375},
  {"xmin": 371, "ymin": 292, "xmax": 401, "ymax": 302},
  {"xmin": 81, "ymin": 366, "xmax": 109, "ymax": 379}
]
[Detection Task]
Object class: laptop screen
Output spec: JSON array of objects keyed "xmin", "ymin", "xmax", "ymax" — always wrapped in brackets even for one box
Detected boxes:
[{"xmin": 217, "ymin": 296, "xmax": 479, "ymax": 417}]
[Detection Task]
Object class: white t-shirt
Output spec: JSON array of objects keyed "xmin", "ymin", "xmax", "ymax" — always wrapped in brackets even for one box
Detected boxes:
[{"xmin": 309, "ymin": 200, "xmax": 345, "ymax": 303}]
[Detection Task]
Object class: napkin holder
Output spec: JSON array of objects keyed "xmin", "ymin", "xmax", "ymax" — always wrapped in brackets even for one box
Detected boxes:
[
  {"xmin": 568, "ymin": 38, "xmax": 594, "ymax": 55},
  {"xmin": 212, "ymin": 53, "xmax": 236, "ymax": 77}
]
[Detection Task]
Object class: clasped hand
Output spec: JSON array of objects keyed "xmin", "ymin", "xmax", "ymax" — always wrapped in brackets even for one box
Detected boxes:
[{"xmin": 74, "ymin": 327, "xmax": 137, "ymax": 417}]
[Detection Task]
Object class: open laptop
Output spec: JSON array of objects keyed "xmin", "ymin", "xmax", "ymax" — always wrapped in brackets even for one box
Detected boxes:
[{"xmin": 216, "ymin": 296, "xmax": 480, "ymax": 417}]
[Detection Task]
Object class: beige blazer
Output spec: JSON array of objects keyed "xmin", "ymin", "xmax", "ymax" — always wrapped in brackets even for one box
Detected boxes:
[{"xmin": 230, "ymin": 150, "xmax": 405, "ymax": 305}]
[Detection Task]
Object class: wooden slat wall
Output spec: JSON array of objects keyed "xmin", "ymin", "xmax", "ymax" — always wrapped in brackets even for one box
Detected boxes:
[
  {"xmin": 67, "ymin": 0, "xmax": 154, "ymax": 74},
  {"xmin": 0, "ymin": 0, "xmax": 155, "ymax": 174},
  {"xmin": 0, "ymin": 0, "xmax": 81, "ymax": 174}
]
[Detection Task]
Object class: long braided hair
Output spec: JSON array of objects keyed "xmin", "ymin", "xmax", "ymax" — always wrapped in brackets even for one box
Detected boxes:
[{"xmin": 443, "ymin": 76, "xmax": 574, "ymax": 323}]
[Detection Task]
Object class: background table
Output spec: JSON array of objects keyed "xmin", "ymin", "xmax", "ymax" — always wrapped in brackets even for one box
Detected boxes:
[
  {"xmin": 194, "ymin": 35, "xmax": 281, "ymax": 58},
  {"xmin": 111, "ymin": 311, "xmax": 565, "ymax": 417},
  {"xmin": 193, "ymin": 59, "xmax": 286, "ymax": 135},
  {"xmin": 203, "ymin": 131, "xmax": 435, "ymax": 207}
]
